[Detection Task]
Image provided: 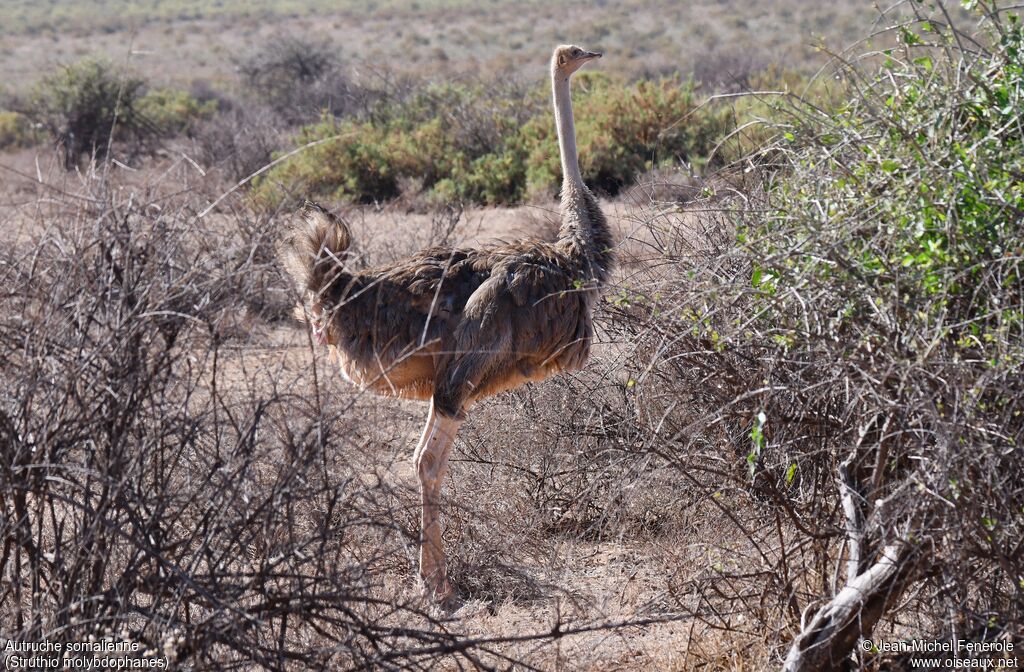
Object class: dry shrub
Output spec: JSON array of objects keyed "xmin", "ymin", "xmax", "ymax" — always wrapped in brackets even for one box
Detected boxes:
[
  {"xmin": 624, "ymin": 165, "xmax": 707, "ymax": 206},
  {"xmin": 193, "ymin": 104, "xmax": 284, "ymax": 184},
  {"xmin": 446, "ymin": 373, "xmax": 680, "ymax": 603},
  {"xmin": 235, "ymin": 33, "xmax": 377, "ymax": 126},
  {"xmin": 691, "ymin": 45, "xmax": 771, "ymax": 93},
  {"xmin": 0, "ymin": 178, "xmax": 508, "ymax": 669}
]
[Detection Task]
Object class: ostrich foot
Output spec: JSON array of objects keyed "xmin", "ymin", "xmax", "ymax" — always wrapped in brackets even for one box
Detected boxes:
[{"xmin": 420, "ymin": 575, "xmax": 460, "ymax": 612}]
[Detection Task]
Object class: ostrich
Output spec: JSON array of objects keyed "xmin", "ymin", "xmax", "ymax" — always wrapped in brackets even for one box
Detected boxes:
[{"xmin": 281, "ymin": 45, "xmax": 611, "ymax": 603}]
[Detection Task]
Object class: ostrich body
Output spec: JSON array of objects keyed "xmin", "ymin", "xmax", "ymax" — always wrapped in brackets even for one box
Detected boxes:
[{"xmin": 282, "ymin": 45, "xmax": 611, "ymax": 602}]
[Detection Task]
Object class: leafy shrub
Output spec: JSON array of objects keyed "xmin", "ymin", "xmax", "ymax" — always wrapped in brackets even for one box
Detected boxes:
[
  {"xmin": 737, "ymin": 6, "xmax": 1024, "ymax": 664},
  {"xmin": 0, "ymin": 181, "xmax": 508, "ymax": 670},
  {"xmin": 598, "ymin": 5, "xmax": 1023, "ymax": 668},
  {"xmin": 268, "ymin": 116, "xmax": 402, "ymax": 203},
  {"xmin": 27, "ymin": 58, "xmax": 150, "ymax": 168},
  {"xmin": 255, "ymin": 75, "xmax": 737, "ymax": 206},
  {"xmin": 0, "ymin": 110, "xmax": 41, "ymax": 151},
  {"xmin": 136, "ymin": 88, "xmax": 217, "ymax": 136},
  {"xmin": 756, "ymin": 15, "xmax": 1024, "ymax": 384},
  {"xmin": 437, "ymin": 148, "xmax": 529, "ymax": 205},
  {"xmin": 254, "ymin": 81, "xmax": 538, "ymax": 205}
]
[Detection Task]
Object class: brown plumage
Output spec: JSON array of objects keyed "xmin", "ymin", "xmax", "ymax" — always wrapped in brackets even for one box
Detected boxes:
[{"xmin": 280, "ymin": 44, "xmax": 612, "ymax": 604}]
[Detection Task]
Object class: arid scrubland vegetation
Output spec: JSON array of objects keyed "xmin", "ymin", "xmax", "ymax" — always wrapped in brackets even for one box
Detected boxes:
[{"xmin": 1, "ymin": 1, "xmax": 1022, "ymax": 670}]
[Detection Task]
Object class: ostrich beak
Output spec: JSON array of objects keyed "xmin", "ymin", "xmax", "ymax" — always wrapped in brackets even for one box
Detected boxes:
[{"xmin": 582, "ymin": 50, "xmax": 602, "ymax": 60}]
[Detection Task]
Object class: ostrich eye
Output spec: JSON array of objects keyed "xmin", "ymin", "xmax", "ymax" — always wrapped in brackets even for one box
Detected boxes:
[{"xmin": 572, "ymin": 49, "xmax": 581, "ymax": 57}]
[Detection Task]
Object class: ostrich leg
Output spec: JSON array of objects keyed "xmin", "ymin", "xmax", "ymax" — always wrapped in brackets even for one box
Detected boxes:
[{"xmin": 412, "ymin": 399, "xmax": 463, "ymax": 601}]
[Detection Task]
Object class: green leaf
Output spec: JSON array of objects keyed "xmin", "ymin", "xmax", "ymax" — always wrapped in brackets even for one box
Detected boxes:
[
  {"xmin": 900, "ymin": 26, "xmax": 923, "ymax": 45},
  {"xmin": 748, "ymin": 411, "xmax": 767, "ymax": 476}
]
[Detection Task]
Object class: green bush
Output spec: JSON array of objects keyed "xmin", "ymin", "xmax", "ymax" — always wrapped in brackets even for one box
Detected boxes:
[
  {"xmin": 438, "ymin": 147, "xmax": 529, "ymax": 205},
  {"xmin": 21, "ymin": 61, "xmax": 216, "ymax": 166},
  {"xmin": 0, "ymin": 111, "xmax": 41, "ymax": 151},
  {"xmin": 730, "ymin": 6, "xmax": 1024, "ymax": 656},
  {"xmin": 28, "ymin": 58, "xmax": 148, "ymax": 168},
  {"xmin": 136, "ymin": 88, "xmax": 217, "ymax": 136},
  {"xmin": 756, "ymin": 17, "xmax": 1024, "ymax": 362},
  {"xmin": 254, "ymin": 75, "xmax": 737, "ymax": 206},
  {"xmin": 283, "ymin": 116, "xmax": 405, "ymax": 203},
  {"xmin": 602, "ymin": 7, "xmax": 1023, "ymax": 663}
]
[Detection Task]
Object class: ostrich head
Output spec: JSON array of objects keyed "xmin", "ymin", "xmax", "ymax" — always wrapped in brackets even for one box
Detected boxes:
[
  {"xmin": 282, "ymin": 201, "xmax": 352, "ymax": 347},
  {"xmin": 552, "ymin": 44, "xmax": 602, "ymax": 77}
]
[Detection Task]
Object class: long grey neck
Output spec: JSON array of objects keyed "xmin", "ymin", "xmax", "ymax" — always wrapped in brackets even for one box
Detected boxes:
[
  {"xmin": 551, "ymin": 66, "xmax": 614, "ymax": 285},
  {"xmin": 552, "ymin": 71, "xmax": 583, "ymax": 190}
]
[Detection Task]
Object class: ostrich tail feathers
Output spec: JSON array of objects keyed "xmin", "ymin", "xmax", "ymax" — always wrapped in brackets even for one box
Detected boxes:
[{"xmin": 280, "ymin": 201, "xmax": 352, "ymax": 297}]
